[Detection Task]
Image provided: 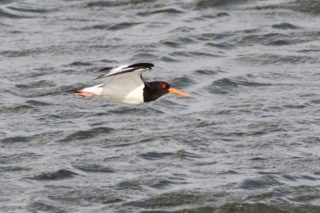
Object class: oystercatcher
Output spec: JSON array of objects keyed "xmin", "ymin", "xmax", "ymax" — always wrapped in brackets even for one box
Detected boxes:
[{"xmin": 75, "ymin": 63, "xmax": 189, "ymax": 104}]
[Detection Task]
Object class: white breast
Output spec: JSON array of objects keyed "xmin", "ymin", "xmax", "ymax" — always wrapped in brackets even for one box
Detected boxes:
[{"xmin": 121, "ymin": 84, "xmax": 144, "ymax": 104}]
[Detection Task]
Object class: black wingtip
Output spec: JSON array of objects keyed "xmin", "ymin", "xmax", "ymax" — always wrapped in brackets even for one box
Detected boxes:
[
  {"xmin": 128, "ymin": 63, "xmax": 154, "ymax": 69},
  {"xmin": 95, "ymin": 63, "xmax": 154, "ymax": 80}
]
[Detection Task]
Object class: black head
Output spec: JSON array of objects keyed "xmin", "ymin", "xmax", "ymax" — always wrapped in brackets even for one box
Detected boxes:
[
  {"xmin": 143, "ymin": 81, "xmax": 170, "ymax": 102},
  {"xmin": 143, "ymin": 81, "xmax": 189, "ymax": 102}
]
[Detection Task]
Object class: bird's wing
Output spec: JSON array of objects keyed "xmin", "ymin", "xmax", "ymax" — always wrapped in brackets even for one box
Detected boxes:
[
  {"xmin": 96, "ymin": 63, "xmax": 154, "ymax": 79},
  {"xmin": 98, "ymin": 63, "xmax": 154, "ymax": 103}
]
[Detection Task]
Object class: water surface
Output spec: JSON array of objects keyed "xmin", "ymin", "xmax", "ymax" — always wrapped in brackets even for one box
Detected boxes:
[{"xmin": 0, "ymin": 0, "xmax": 320, "ymax": 212}]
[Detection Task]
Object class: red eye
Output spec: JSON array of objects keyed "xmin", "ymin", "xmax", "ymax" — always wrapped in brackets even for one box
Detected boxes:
[{"xmin": 162, "ymin": 83, "xmax": 167, "ymax": 89}]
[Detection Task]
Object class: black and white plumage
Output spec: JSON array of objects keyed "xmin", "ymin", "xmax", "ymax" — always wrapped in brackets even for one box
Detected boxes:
[{"xmin": 75, "ymin": 63, "xmax": 189, "ymax": 104}]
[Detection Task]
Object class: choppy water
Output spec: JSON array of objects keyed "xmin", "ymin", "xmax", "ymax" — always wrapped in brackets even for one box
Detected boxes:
[{"xmin": 1, "ymin": 0, "xmax": 320, "ymax": 212}]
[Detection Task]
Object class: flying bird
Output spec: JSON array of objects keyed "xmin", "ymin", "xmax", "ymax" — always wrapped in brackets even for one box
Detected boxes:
[{"xmin": 75, "ymin": 63, "xmax": 189, "ymax": 104}]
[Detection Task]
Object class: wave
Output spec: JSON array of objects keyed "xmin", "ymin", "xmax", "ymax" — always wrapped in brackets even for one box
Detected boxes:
[
  {"xmin": 207, "ymin": 77, "xmax": 272, "ymax": 94},
  {"xmin": 239, "ymin": 53, "xmax": 320, "ymax": 65},
  {"xmin": 196, "ymin": 0, "xmax": 253, "ymax": 8},
  {"xmin": 60, "ymin": 127, "xmax": 115, "ymax": 143},
  {"xmin": 0, "ymin": 2, "xmax": 55, "ymax": 19},
  {"xmin": 250, "ymin": 0, "xmax": 320, "ymax": 15},
  {"xmin": 85, "ymin": 0, "xmax": 157, "ymax": 8},
  {"xmin": 289, "ymin": 0, "xmax": 320, "ymax": 14},
  {"xmin": 137, "ymin": 8, "xmax": 184, "ymax": 16},
  {"xmin": 73, "ymin": 164, "xmax": 115, "ymax": 173},
  {"xmin": 29, "ymin": 169, "xmax": 78, "ymax": 181},
  {"xmin": 170, "ymin": 76, "xmax": 195, "ymax": 88},
  {"xmin": 47, "ymin": 186, "xmax": 123, "ymax": 205}
]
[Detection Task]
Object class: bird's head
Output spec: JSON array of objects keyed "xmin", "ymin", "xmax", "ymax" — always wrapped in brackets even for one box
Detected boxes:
[
  {"xmin": 144, "ymin": 81, "xmax": 189, "ymax": 102},
  {"xmin": 159, "ymin": 81, "xmax": 189, "ymax": 97}
]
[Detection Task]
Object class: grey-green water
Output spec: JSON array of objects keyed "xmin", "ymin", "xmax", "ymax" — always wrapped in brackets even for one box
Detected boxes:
[{"xmin": 1, "ymin": 0, "xmax": 320, "ymax": 212}]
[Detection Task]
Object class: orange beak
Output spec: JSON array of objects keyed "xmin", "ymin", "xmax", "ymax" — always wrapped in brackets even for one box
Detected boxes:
[{"xmin": 168, "ymin": 88, "xmax": 190, "ymax": 97}]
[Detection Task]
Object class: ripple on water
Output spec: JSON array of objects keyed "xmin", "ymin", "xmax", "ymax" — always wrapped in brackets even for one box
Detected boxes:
[
  {"xmin": 197, "ymin": 32, "xmax": 234, "ymax": 41},
  {"xmin": 193, "ymin": 69, "xmax": 222, "ymax": 76},
  {"xmin": 0, "ymin": 1, "xmax": 55, "ymax": 21},
  {"xmin": 206, "ymin": 41, "xmax": 236, "ymax": 50},
  {"xmin": 272, "ymin": 23, "xmax": 301, "ymax": 30},
  {"xmin": 160, "ymin": 55, "xmax": 179, "ymax": 62},
  {"xmin": 240, "ymin": 175, "xmax": 282, "ymax": 190},
  {"xmin": 0, "ymin": 165, "xmax": 31, "ymax": 172},
  {"xmin": 29, "ymin": 169, "xmax": 78, "ymax": 181},
  {"xmin": 130, "ymin": 52, "xmax": 158, "ymax": 61},
  {"xmin": 0, "ymin": 7, "xmax": 25, "ymax": 18},
  {"xmin": 60, "ymin": 127, "xmax": 115, "ymax": 143},
  {"xmin": 126, "ymin": 191, "xmax": 208, "ymax": 209},
  {"xmin": 0, "ymin": 104, "xmax": 34, "ymax": 114},
  {"xmin": 236, "ymin": 33, "xmax": 307, "ymax": 47},
  {"xmin": 67, "ymin": 61, "xmax": 93, "ymax": 67},
  {"xmin": 288, "ymin": 0, "xmax": 320, "ymax": 15},
  {"xmin": 47, "ymin": 186, "xmax": 123, "ymax": 205},
  {"xmin": 0, "ymin": 152, "xmax": 42, "ymax": 164},
  {"xmin": 149, "ymin": 174, "xmax": 188, "ymax": 189},
  {"xmin": 72, "ymin": 163, "xmax": 115, "ymax": 173},
  {"xmin": 109, "ymin": 22, "xmax": 143, "ymax": 31},
  {"xmin": 1, "ymin": 136, "xmax": 32, "ymax": 144},
  {"xmin": 170, "ymin": 76, "xmax": 195, "ymax": 88},
  {"xmin": 240, "ymin": 53, "xmax": 320, "ymax": 65},
  {"xmin": 14, "ymin": 85, "xmax": 78, "ymax": 98},
  {"xmin": 170, "ymin": 50, "xmax": 220, "ymax": 59},
  {"xmin": 108, "ymin": 106, "xmax": 164, "ymax": 116},
  {"xmin": 139, "ymin": 151, "xmax": 173, "ymax": 161},
  {"xmin": 149, "ymin": 179, "xmax": 180, "ymax": 190},
  {"xmin": 85, "ymin": 0, "xmax": 157, "ymax": 8},
  {"xmin": 214, "ymin": 203, "xmax": 288, "ymax": 213},
  {"xmin": 116, "ymin": 180, "xmax": 143, "ymax": 190},
  {"xmin": 27, "ymin": 199, "xmax": 64, "ymax": 213},
  {"xmin": 118, "ymin": 175, "xmax": 187, "ymax": 191},
  {"xmin": 137, "ymin": 8, "xmax": 184, "ymax": 16},
  {"xmin": 25, "ymin": 100, "xmax": 53, "ymax": 106},
  {"xmin": 1, "ymin": 48, "xmax": 43, "ymax": 57},
  {"xmin": 200, "ymin": 28, "xmax": 316, "ymax": 48},
  {"xmin": 15, "ymin": 80, "xmax": 56, "ymax": 89},
  {"xmin": 160, "ymin": 40, "xmax": 181, "ymax": 48},
  {"xmin": 7, "ymin": 2, "xmax": 55, "ymax": 14},
  {"xmin": 173, "ymin": 150, "xmax": 203, "ymax": 160},
  {"xmin": 85, "ymin": 1, "xmax": 123, "ymax": 7},
  {"xmin": 196, "ymin": 0, "xmax": 251, "ymax": 8},
  {"xmin": 1, "ymin": 131, "xmax": 64, "ymax": 145},
  {"xmin": 207, "ymin": 76, "xmax": 274, "ymax": 94}
]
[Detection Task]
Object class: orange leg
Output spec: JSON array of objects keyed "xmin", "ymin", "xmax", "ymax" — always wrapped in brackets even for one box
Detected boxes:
[{"xmin": 74, "ymin": 92, "xmax": 96, "ymax": 97}]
